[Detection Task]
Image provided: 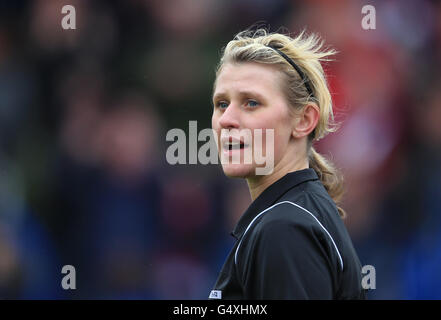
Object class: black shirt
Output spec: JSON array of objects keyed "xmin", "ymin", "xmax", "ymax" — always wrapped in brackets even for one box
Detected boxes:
[{"xmin": 209, "ymin": 168, "xmax": 366, "ymax": 300}]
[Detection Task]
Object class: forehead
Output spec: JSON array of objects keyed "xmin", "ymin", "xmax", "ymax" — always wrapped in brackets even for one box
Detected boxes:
[{"xmin": 213, "ymin": 62, "xmax": 284, "ymax": 98}]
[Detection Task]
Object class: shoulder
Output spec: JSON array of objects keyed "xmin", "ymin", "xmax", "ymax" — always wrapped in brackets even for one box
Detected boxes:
[
  {"xmin": 239, "ymin": 200, "xmax": 328, "ymax": 256},
  {"xmin": 255, "ymin": 198, "xmax": 327, "ymax": 234},
  {"xmin": 276, "ymin": 185, "xmax": 345, "ymax": 242},
  {"xmin": 238, "ymin": 197, "xmax": 344, "ymax": 271},
  {"xmin": 235, "ymin": 200, "xmax": 341, "ymax": 295}
]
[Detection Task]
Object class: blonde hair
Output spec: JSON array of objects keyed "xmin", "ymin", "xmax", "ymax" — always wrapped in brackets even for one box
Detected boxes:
[{"xmin": 215, "ymin": 28, "xmax": 346, "ymax": 218}]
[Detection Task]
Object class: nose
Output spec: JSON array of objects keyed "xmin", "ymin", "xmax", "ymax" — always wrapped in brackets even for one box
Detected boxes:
[{"xmin": 217, "ymin": 104, "xmax": 240, "ymax": 129}]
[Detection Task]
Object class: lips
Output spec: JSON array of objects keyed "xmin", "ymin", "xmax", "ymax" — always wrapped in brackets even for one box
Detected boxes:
[{"xmin": 221, "ymin": 136, "xmax": 249, "ymax": 151}]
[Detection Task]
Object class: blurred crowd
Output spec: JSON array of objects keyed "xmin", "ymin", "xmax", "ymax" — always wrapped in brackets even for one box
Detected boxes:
[{"xmin": 0, "ymin": 0, "xmax": 440, "ymax": 299}]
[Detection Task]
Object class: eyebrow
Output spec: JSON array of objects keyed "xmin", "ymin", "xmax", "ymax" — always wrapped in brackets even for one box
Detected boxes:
[{"xmin": 212, "ymin": 90, "xmax": 265, "ymax": 102}]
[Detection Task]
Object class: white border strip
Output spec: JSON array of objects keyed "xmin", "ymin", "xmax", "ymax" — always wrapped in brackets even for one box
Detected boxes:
[{"xmin": 234, "ymin": 200, "xmax": 344, "ymax": 271}]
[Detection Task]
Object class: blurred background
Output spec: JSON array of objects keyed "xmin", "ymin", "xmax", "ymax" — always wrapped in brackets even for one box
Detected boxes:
[{"xmin": 0, "ymin": 0, "xmax": 440, "ymax": 299}]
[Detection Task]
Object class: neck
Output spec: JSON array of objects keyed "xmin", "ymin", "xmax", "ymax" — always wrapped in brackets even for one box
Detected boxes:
[{"xmin": 246, "ymin": 154, "xmax": 308, "ymax": 201}]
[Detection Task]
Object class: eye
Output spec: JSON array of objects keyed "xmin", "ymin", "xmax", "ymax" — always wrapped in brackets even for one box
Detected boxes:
[
  {"xmin": 247, "ymin": 100, "xmax": 259, "ymax": 108},
  {"xmin": 216, "ymin": 101, "xmax": 229, "ymax": 109}
]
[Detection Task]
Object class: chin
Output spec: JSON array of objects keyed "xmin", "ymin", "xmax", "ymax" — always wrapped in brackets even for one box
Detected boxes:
[{"xmin": 221, "ymin": 163, "xmax": 255, "ymax": 179}]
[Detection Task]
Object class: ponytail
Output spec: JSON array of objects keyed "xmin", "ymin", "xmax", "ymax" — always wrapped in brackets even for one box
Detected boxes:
[{"xmin": 309, "ymin": 147, "xmax": 346, "ymax": 218}]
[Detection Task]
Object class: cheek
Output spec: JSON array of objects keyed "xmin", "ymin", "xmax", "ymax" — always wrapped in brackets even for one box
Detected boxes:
[
  {"xmin": 211, "ymin": 114, "xmax": 219, "ymax": 133},
  {"xmin": 211, "ymin": 115, "xmax": 222, "ymax": 149},
  {"xmin": 211, "ymin": 112, "xmax": 216, "ymax": 128},
  {"xmin": 260, "ymin": 119, "xmax": 292, "ymax": 159},
  {"xmin": 249, "ymin": 128, "xmax": 282, "ymax": 162},
  {"xmin": 273, "ymin": 132, "xmax": 289, "ymax": 162}
]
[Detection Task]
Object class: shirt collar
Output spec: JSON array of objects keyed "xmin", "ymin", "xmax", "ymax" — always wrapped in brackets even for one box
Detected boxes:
[{"xmin": 231, "ymin": 168, "xmax": 319, "ymax": 240}]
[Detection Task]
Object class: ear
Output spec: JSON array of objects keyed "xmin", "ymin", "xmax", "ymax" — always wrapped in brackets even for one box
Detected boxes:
[{"xmin": 292, "ymin": 103, "xmax": 320, "ymax": 138}]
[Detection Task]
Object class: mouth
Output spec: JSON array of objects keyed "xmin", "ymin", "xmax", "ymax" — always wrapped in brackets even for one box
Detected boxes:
[
  {"xmin": 221, "ymin": 137, "xmax": 249, "ymax": 151},
  {"xmin": 224, "ymin": 141, "xmax": 246, "ymax": 150}
]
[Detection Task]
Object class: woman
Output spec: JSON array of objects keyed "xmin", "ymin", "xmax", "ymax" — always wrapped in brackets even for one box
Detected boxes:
[{"xmin": 209, "ymin": 29, "xmax": 366, "ymax": 300}]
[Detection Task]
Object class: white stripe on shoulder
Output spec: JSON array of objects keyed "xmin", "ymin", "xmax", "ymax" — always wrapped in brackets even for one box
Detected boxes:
[{"xmin": 234, "ymin": 200, "xmax": 344, "ymax": 271}]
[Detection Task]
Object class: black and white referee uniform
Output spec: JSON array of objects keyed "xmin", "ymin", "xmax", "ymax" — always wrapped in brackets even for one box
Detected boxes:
[{"xmin": 209, "ymin": 168, "xmax": 366, "ymax": 300}]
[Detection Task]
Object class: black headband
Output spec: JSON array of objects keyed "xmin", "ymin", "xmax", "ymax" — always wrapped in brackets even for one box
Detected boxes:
[{"xmin": 266, "ymin": 45, "xmax": 314, "ymax": 98}]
